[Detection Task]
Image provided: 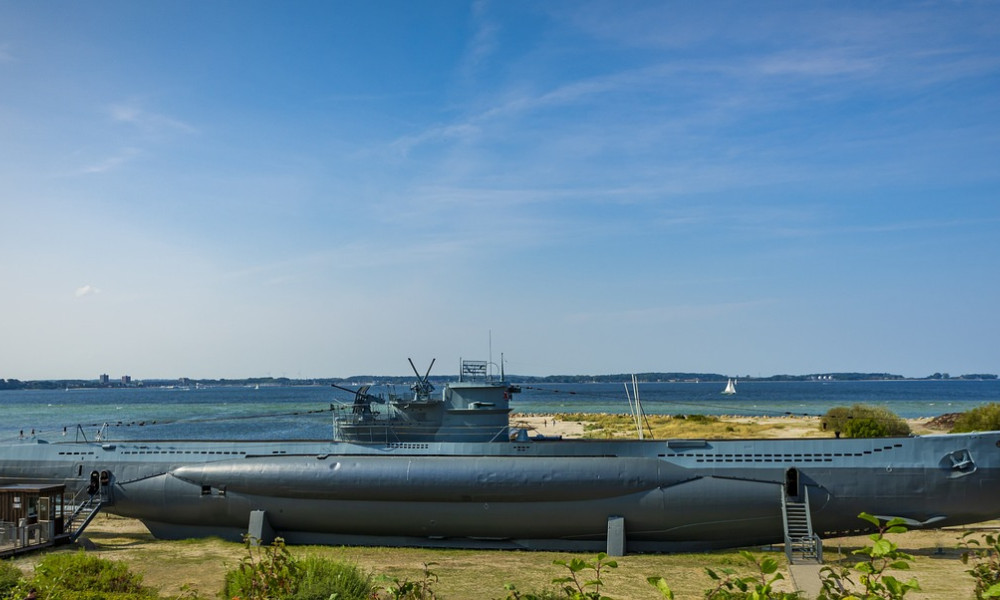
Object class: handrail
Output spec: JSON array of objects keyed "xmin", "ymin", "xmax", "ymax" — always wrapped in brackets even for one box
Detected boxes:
[
  {"xmin": 781, "ymin": 487, "xmax": 822, "ymax": 564},
  {"xmin": 66, "ymin": 501, "xmax": 103, "ymax": 542},
  {"xmin": 781, "ymin": 490, "xmax": 793, "ymax": 564}
]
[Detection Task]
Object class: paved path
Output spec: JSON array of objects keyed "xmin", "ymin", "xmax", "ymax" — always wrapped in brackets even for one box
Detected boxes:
[{"xmin": 788, "ymin": 563, "xmax": 823, "ymax": 598}]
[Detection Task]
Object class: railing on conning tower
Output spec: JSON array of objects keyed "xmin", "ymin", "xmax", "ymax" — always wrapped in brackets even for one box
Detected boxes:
[{"xmin": 459, "ymin": 360, "xmax": 488, "ymax": 382}]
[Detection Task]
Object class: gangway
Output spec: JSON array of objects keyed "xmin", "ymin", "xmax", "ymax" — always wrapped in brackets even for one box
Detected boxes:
[
  {"xmin": 781, "ymin": 487, "xmax": 823, "ymax": 564},
  {"xmin": 64, "ymin": 488, "xmax": 104, "ymax": 542}
]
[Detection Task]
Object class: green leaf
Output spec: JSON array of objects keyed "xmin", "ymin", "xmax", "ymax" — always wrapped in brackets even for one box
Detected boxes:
[
  {"xmin": 759, "ymin": 557, "xmax": 779, "ymax": 575},
  {"xmin": 858, "ymin": 512, "xmax": 880, "ymax": 527},
  {"xmin": 567, "ymin": 558, "xmax": 589, "ymax": 573},
  {"xmin": 647, "ymin": 576, "xmax": 674, "ymax": 599},
  {"xmin": 884, "ymin": 576, "xmax": 903, "ymax": 594},
  {"xmin": 872, "ymin": 538, "xmax": 892, "ymax": 556},
  {"xmin": 853, "ymin": 562, "xmax": 876, "ymax": 575}
]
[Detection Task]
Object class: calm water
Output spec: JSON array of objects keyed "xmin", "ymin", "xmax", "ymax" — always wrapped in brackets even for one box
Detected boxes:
[{"xmin": 2, "ymin": 379, "xmax": 998, "ymax": 442}]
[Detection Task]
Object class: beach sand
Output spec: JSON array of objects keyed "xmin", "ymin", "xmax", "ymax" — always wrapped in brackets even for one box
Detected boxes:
[
  {"xmin": 511, "ymin": 413, "xmax": 939, "ymax": 439},
  {"xmin": 510, "ymin": 414, "xmax": 587, "ymax": 437}
]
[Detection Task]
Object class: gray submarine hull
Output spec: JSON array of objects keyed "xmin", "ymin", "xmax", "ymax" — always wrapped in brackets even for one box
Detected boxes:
[{"xmin": 4, "ymin": 432, "xmax": 1000, "ymax": 552}]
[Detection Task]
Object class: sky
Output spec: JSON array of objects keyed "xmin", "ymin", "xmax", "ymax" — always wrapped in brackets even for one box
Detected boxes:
[{"xmin": 1, "ymin": 1, "xmax": 999, "ymax": 380}]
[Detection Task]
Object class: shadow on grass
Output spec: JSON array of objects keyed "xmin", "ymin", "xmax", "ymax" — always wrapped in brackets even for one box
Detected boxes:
[{"xmin": 77, "ymin": 531, "xmax": 158, "ymax": 548}]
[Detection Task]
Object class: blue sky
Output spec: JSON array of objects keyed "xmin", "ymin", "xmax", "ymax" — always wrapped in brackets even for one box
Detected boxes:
[{"xmin": 2, "ymin": 1, "xmax": 998, "ymax": 380}]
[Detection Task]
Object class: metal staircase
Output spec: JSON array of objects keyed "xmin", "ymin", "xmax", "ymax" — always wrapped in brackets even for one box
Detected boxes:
[
  {"xmin": 782, "ymin": 487, "xmax": 822, "ymax": 564},
  {"xmin": 64, "ymin": 491, "xmax": 103, "ymax": 542}
]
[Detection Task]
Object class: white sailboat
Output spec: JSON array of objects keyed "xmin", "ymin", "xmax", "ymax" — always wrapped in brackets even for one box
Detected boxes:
[{"xmin": 721, "ymin": 378, "xmax": 737, "ymax": 395}]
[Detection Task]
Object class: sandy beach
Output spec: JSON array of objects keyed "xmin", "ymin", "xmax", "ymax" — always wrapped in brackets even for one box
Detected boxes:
[{"xmin": 511, "ymin": 413, "xmax": 939, "ymax": 439}]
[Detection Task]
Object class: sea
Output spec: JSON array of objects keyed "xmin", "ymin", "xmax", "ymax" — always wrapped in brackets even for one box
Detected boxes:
[{"xmin": 2, "ymin": 379, "xmax": 999, "ymax": 444}]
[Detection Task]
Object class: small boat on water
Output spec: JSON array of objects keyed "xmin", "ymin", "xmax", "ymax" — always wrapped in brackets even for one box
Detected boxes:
[
  {"xmin": 1, "ymin": 357, "xmax": 999, "ymax": 556},
  {"xmin": 721, "ymin": 378, "xmax": 737, "ymax": 395}
]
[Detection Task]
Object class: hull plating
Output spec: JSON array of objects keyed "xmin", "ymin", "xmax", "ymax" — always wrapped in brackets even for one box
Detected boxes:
[{"xmin": 3, "ymin": 432, "xmax": 1000, "ymax": 551}]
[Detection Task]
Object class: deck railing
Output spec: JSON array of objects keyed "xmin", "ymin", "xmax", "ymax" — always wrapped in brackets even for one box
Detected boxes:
[{"xmin": 0, "ymin": 519, "xmax": 57, "ymax": 558}]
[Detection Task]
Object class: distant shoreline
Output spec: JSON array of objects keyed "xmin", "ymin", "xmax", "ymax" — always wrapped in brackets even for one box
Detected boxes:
[{"xmin": 3, "ymin": 372, "xmax": 997, "ymax": 391}]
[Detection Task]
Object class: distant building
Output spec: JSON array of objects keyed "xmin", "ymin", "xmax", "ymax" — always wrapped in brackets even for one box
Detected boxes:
[
  {"xmin": 121, "ymin": 375, "xmax": 131, "ymax": 385},
  {"xmin": 99, "ymin": 373, "xmax": 109, "ymax": 385}
]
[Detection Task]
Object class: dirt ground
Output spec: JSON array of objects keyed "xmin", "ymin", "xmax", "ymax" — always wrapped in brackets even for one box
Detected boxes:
[{"xmin": 10, "ymin": 514, "xmax": 996, "ymax": 599}]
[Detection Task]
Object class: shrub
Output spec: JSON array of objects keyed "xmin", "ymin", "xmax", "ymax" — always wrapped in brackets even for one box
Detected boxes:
[
  {"xmin": 292, "ymin": 556, "xmax": 374, "ymax": 600},
  {"xmin": 23, "ymin": 552, "xmax": 155, "ymax": 600},
  {"xmin": 551, "ymin": 553, "xmax": 616, "ymax": 599},
  {"xmin": 500, "ymin": 586, "xmax": 564, "ymax": 600},
  {"xmin": 502, "ymin": 553, "xmax": 617, "ymax": 600},
  {"xmin": 224, "ymin": 537, "xmax": 299, "ymax": 600},
  {"xmin": 0, "ymin": 561, "xmax": 24, "ymax": 596},
  {"xmin": 679, "ymin": 414, "xmax": 719, "ymax": 424},
  {"xmin": 951, "ymin": 403, "xmax": 1000, "ymax": 433},
  {"xmin": 223, "ymin": 537, "xmax": 376, "ymax": 600},
  {"xmin": 820, "ymin": 405, "xmax": 910, "ymax": 438},
  {"xmin": 375, "ymin": 562, "xmax": 439, "ymax": 600},
  {"xmin": 960, "ymin": 530, "xmax": 1000, "ymax": 599},
  {"xmin": 701, "ymin": 550, "xmax": 801, "ymax": 599},
  {"xmin": 819, "ymin": 513, "xmax": 919, "ymax": 599}
]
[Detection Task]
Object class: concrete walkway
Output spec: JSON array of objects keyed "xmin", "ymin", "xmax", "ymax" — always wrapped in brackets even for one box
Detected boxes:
[{"xmin": 788, "ymin": 563, "xmax": 824, "ymax": 598}]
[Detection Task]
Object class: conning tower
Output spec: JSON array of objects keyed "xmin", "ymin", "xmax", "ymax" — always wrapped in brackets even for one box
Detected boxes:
[{"xmin": 333, "ymin": 358, "xmax": 518, "ymax": 443}]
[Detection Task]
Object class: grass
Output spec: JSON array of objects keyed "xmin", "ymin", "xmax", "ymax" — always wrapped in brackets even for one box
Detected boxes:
[
  {"xmin": 9, "ymin": 515, "xmax": 800, "ymax": 598},
  {"xmin": 7, "ymin": 514, "xmax": 994, "ymax": 599}
]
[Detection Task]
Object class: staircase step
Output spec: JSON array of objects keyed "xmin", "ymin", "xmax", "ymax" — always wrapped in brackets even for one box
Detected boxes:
[{"xmin": 782, "ymin": 490, "xmax": 822, "ymax": 565}]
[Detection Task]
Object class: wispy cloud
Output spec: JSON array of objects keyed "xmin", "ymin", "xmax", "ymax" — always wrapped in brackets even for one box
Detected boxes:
[
  {"xmin": 389, "ymin": 123, "xmax": 481, "ymax": 156},
  {"xmin": 74, "ymin": 284, "xmax": 101, "ymax": 298},
  {"xmin": 754, "ymin": 50, "xmax": 881, "ymax": 77},
  {"xmin": 109, "ymin": 101, "xmax": 199, "ymax": 137},
  {"xmin": 0, "ymin": 42, "xmax": 13, "ymax": 62},
  {"xmin": 64, "ymin": 101, "xmax": 197, "ymax": 175},
  {"xmin": 78, "ymin": 147, "xmax": 141, "ymax": 174},
  {"xmin": 460, "ymin": 0, "xmax": 499, "ymax": 80}
]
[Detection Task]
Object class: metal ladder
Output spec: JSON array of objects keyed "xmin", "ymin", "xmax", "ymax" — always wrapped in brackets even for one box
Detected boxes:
[
  {"xmin": 65, "ymin": 490, "xmax": 104, "ymax": 542},
  {"xmin": 782, "ymin": 487, "xmax": 822, "ymax": 564}
]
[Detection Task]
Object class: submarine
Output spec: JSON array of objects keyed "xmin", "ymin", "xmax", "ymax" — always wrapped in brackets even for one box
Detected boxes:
[{"xmin": 1, "ymin": 357, "xmax": 999, "ymax": 556}]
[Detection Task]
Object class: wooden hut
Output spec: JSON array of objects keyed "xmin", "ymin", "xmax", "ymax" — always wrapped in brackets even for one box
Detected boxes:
[{"xmin": 0, "ymin": 483, "xmax": 66, "ymax": 554}]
